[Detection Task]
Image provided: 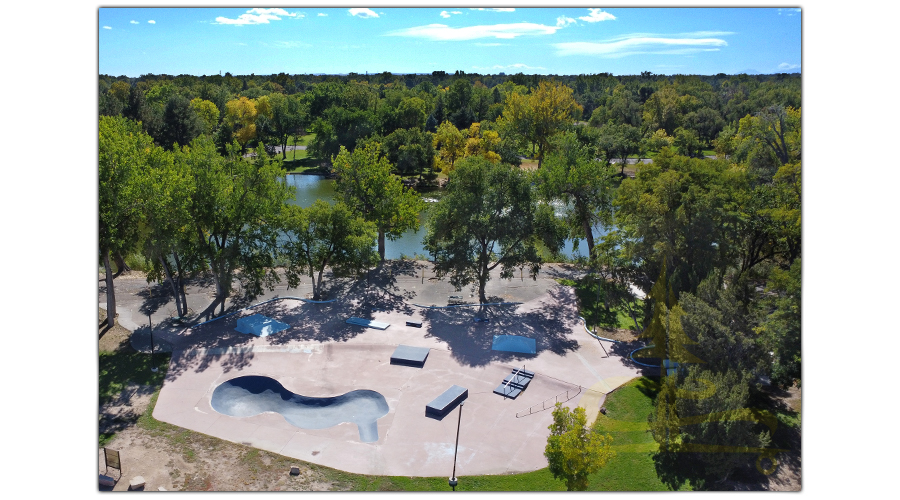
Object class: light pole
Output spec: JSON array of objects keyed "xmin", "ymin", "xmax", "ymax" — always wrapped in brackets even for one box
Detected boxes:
[
  {"xmin": 148, "ymin": 313, "xmax": 157, "ymax": 372},
  {"xmin": 449, "ymin": 401, "xmax": 464, "ymax": 491}
]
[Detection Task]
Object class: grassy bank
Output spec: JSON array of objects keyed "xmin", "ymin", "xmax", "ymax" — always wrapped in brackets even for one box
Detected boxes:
[
  {"xmin": 558, "ymin": 277, "xmax": 643, "ymax": 332},
  {"xmin": 588, "ymin": 377, "xmax": 688, "ymax": 490}
]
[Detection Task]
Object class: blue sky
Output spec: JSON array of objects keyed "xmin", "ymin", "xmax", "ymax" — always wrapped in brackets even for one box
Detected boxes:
[{"xmin": 99, "ymin": 7, "xmax": 801, "ymax": 77}]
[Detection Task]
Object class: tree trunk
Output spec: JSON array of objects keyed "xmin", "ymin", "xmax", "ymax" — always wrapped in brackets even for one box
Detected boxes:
[
  {"xmin": 212, "ymin": 263, "xmax": 229, "ymax": 316},
  {"xmin": 160, "ymin": 256, "xmax": 184, "ymax": 318},
  {"xmin": 377, "ymin": 229, "xmax": 386, "ymax": 262},
  {"xmin": 172, "ymin": 251, "xmax": 189, "ymax": 317},
  {"xmin": 582, "ymin": 216, "xmax": 595, "ymax": 258},
  {"xmin": 478, "ymin": 258, "xmax": 489, "ymax": 304},
  {"xmin": 112, "ymin": 252, "xmax": 130, "ymax": 279},
  {"xmin": 103, "ymin": 249, "xmax": 116, "ymax": 329},
  {"xmin": 315, "ymin": 267, "xmax": 326, "ymax": 301}
]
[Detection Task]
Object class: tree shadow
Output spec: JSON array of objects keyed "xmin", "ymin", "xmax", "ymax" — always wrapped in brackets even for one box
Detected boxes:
[
  {"xmin": 136, "ymin": 282, "xmax": 173, "ymax": 317},
  {"xmin": 420, "ymin": 285, "xmax": 580, "ymax": 367}
]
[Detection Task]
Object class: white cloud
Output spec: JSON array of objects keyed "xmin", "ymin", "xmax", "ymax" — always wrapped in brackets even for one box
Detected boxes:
[
  {"xmin": 349, "ymin": 8, "xmax": 379, "ymax": 18},
  {"xmin": 778, "ymin": 8, "xmax": 801, "ymax": 16},
  {"xmin": 470, "ymin": 8, "xmax": 515, "ymax": 12},
  {"xmin": 148, "ymin": 20, "xmax": 155, "ymax": 24},
  {"xmin": 318, "ymin": 13, "xmax": 327, "ymax": 17},
  {"xmin": 103, "ymin": 26, "xmax": 111, "ymax": 30},
  {"xmin": 474, "ymin": 42, "xmax": 505, "ymax": 47},
  {"xmin": 440, "ymin": 11, "xmax": 451, "ymax": 19},
  {"xmin": 778, "ymin": 62, "xmax": 801, "ymax": 70},
  {"xmin": 678, "ymin": 31, "xmax": 735, "ymax": 37},
  {"xmin": 556, "ymin": 16, "xmax": 576, "ymax": 28},
  {"xmin": 215, "ymin": 8, "xmax": 303, "ymax": 25},
  {"xmin": 555, "ymin": 34, "xmax": 727, "ymax": 58},
  {"xmin": 452, "ymin": 11, "xmax": 462, "ymax": 15},
  {"xmin": 388, "ymin": 23, "xmax": 561, "ymax": 41},
  {"xmin": 130, "ymin": 20, "xmax": 138, "ymax": 24},
  {"xmin": 579, "ymin": 8, "xmax": 616, "ymax": 23}
]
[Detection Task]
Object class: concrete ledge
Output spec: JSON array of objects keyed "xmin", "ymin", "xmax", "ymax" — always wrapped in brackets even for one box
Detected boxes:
[{"xmin": 425, "ymin": 385, "xmax": 467, "ymax": 418}]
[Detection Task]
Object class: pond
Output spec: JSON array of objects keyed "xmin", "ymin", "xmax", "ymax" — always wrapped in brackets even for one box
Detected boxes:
[{"xmin": 286, "ymin": 174, "xmax": 602, "ymax": 261}]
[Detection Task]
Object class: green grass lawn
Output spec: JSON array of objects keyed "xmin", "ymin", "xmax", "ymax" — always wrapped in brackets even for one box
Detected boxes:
[
  {"xmin": 99, "ymin": 349, "xmax": 171, "ymax": 447},
  {"xmin": 587, "ymin": 377, "xmax": 689, "ymax": 491},
  {"xmin": 559, "ymin": 277, "xmax": 642, "ymax": 331}
]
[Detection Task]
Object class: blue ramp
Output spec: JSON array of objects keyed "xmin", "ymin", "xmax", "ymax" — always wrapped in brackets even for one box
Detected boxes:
[
  {"xmin": 235, "ymin": 314, "xmax": 290, "ymax": 337},
  {"xmin": 491, "ymin": 335, "xmax": 536, "ymax": 354}
]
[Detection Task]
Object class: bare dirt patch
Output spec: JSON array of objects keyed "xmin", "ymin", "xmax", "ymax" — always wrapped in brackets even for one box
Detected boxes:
[
  {"xmin": 594, "ymin": 327, "xmax": 640, "ymax": 343},
  {"xmin": 100, "ymin": 423, "xmax": 342, "ymax": 491},
  {"xmin": 99, "ymin": 307, "xmax": 133, "ymax": 353}
]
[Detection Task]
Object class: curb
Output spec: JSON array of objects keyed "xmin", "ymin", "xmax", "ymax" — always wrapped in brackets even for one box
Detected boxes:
[{"xmin": 579, "ymin": 316, "xmax": 621, "ymax": 343}]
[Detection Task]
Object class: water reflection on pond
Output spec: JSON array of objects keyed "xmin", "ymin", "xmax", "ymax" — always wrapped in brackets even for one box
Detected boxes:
[{"xmin": 285, "ymin": 174, "xmax": 599, "ymax": 261}]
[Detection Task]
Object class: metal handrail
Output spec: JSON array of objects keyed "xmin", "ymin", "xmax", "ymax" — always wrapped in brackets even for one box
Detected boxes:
[{"xmin": 515, "ymin": 386, "xmax": 583, "ymax": 418}]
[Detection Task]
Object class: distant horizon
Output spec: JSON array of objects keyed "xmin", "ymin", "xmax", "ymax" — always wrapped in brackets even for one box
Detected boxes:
[
  {"xmin": 99, "ymin": 69, "xmax": 801, "ymax": 79},
  {"xmin": 99, "ymin": 7, "xmax": 801, "ymax": 78}
]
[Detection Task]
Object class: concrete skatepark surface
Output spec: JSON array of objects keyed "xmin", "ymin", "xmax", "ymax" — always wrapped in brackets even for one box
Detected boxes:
[{"xmin": 102, "ymin": 263, "xmax": 646, "ymax": 477}]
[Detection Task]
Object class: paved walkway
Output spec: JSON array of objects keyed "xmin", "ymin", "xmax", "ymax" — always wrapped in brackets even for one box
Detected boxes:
[{"xmin": 101, "ymin": 263, "xmax": 645, "ymax": 477}]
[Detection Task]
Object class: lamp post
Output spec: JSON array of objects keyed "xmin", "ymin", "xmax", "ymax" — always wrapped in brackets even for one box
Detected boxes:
[
  {"xmin": 449, "ymin": 401, "xmax": 464, "ymax": 491},
  {"xmin": 148, "ymin": 313, "xmax": 157, "ymax": 372}
]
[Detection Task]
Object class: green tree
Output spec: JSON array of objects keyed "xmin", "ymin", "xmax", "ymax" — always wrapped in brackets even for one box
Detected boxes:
[
  {"xmin": 544, "ymin": 404, "xmax": 615, "ymax": 491},
  {"xmin": 309, "ymin": 106, "xmax": 376, "ymax": 160},
  {"xmin": 642, "ymin": 85, "xmax": 681, "ymax": 135},
  {"xmin": 281, "ymin": 200, "xmax": 378, "ymax": 300},
  {"xmin": 257, "ymin": 93, "xmax": 306, "ymax": 159},
  {"xmin": 755, "ymin": 258, "xmax": 801, "ymax": 388},
  {"xmin": 502, "ymin": 81, "xmax": 582, "ymax": 167},
  {"xmin": 597, "ymin": 122, "xmax": 642, "ymax": 175},
  {"xmin": 99, "ymin": 116, "xmax": 165, "ymax": 327},
  {"xmin": 160, "ymin": 94, "xmax": 203, "ymax": 150},
  {"xmin": 424, "ymin": 157, "xmax": 564, "ymax": 303},
  {"xmin": 381, "ymin": 127, "xmax": 435, "ymax": 178},
  {"xmin": 672, "ymin": 127, "xmax": 702, "ymax": 158},
  {"xmin": 190, "ymin": 97, "xmax": 221, "ymax": 135},
  {"xmin": 614, "ymin": 149, "xmax": 744, "ymax": 296},
  {"xmin": 638, "ymin": 261, "xmax": 706, "ymax": 372},
  {"xmin": 331, "ymin": 143, "xmax": 424, "ymax": 262},
  {"xmin": 141, "ymin": 146, "xmax": 200, "ymax": 319},
  {"xmin": 538, "ymin": 132, "xmax": 616, "ymax": 257},
  {"xmin": 180, "ymin": 138, "xmax": 292, "ymax": 315},
  {"xmin": 673, "ymin": 368, "xmax": 773, "ymax": 486}
]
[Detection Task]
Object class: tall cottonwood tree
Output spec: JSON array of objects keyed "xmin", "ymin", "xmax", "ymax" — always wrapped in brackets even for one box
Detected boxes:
[
  {"xmin": 281, "ymin": 200, "xmax": 378, "ymax": 300},
  {"xmin": 180, "ymin": 138, "xmax": 291, "ymax": 315},
  {"xmin": 538, "ymin": 132, "xmax": 616, "ymax": 257},
  {"xmin": 331, "ymin": 143, "xmax": 424, "ymax": 262},
  {"xmin": 99, "ymin": 116, "xmax": 164, "ymax": 327},
  {"xmin": 424, "ymin": 157, "xmax": 564, "ymax": 303},
  {"xmin": 141, "ymin": 146, "xmax": 199, "ymax": 319}
]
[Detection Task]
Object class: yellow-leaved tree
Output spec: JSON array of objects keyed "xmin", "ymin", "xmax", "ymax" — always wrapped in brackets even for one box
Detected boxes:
[
  {"xmin": 502, "ymin": 81, "xmax": 582, "ymax": 167},
  {"xmin": 224, "ymin": 96, "xmax": 257, "ymax": 152}
]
